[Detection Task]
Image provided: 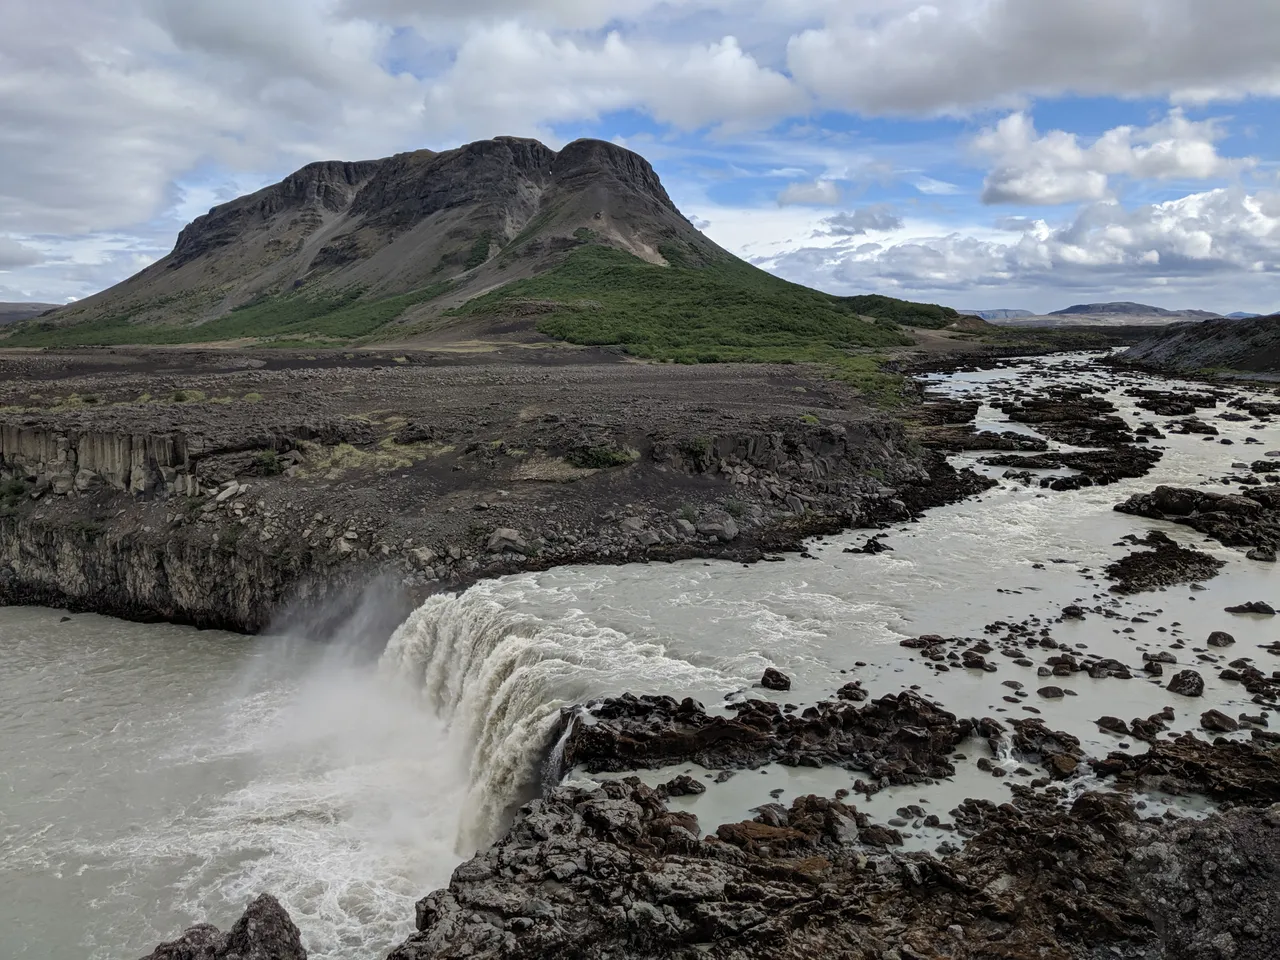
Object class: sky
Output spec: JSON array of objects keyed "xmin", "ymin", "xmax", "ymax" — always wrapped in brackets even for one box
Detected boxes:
[{"xmin": 2, "ymin": 0, "xmax": 1279, "ymax": 315}]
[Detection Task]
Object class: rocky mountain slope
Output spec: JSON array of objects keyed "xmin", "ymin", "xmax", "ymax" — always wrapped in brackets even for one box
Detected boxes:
[
  {"xmin": 1120, "ymin": 313, "xmax": 1280, "ymax": 374},
  {"xmin": 2, "ymin": 138, "xmax": 953, "ymax": 351}
]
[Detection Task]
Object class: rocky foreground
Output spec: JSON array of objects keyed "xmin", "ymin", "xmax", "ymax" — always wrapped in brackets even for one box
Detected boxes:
[
  {"xmin": 0, "ymin": 347, "xmax": 995, "ymax": 630},
  {"xmin": 148, "ymin": 680, "xmax": 1280, "ymax": 959}
]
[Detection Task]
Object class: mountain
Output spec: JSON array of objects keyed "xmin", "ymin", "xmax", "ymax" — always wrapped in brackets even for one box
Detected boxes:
[
  {"xmin": 0, "ymin": 302, "xmax": 59, "ymax": 326},
  {"xmin": 1049, "ymin": 301, "xmax": 1221, "ymax": 320},
  {"xmin": 1226, "ymin": 312, "xmax": 1262, "ymax": 320},
  {"xmin": 1121, "ymin": 313, "xmax": 1280, "ymax": 374},
  {"xmin": 960, "ymin": 308, "xmax": 1033, "ymax": 321},
  {"xmin": 2, "ymin": 137, "xmax": 955, "ymax": 355}
]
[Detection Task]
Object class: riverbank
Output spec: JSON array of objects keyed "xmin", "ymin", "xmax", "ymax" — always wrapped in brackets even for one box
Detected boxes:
[{"xmin": 0, "ymin": 345, "xmax": 1003, "ymax": 631}]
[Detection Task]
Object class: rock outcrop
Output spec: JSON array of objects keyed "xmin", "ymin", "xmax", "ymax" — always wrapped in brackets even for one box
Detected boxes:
[
  {"xmin": 380, "ymin": 777, "xmax": 1280, "ymax": 960},
  {"xmin": 1114, "ymin": 484, "xmax": 1280, "ymax": 552},
  {"xmin": 1120, "ymin": 313, "xmax": 1280, "ymax": 375},
  {"xmin": 138, "ymin": 894, "xmax": 306, "ymax": 960},
  {"xmin": 552, "ymin": 691, "xmax": 971, "ymax": 794}
]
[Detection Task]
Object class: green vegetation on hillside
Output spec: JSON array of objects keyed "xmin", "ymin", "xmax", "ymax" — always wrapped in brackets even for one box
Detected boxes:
[
  {"xmin": 453, "ymin": 244, "xmax": 924, "ymax": 361},
  {"xmin": 449, "ymin": 244, "xmax": 938, "ymax": 398},
  {"xmin": 3, "ymin": 282, "xmax": 454, "ymax": 348}
]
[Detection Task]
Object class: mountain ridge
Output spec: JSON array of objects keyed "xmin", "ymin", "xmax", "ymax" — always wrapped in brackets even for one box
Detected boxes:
[{"xmin": 3, "ymin": 137, "xmax": 956, "ymax": 361}]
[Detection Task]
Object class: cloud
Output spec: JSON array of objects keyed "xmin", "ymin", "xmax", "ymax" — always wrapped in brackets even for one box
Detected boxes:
[
  {"xmin": 788, "ymin": 0, "xmax": 1280, "ymax": 116},
  {"xmin": 778, "ymin": 178, "xmax": 841, "ymax": 206},
  {"xmin": 819, "ymin": 206, "xmax": 903, "ymax": 235},
  {"xmin": 976, "ymin": 110, "xmax": 1256, "ymax": 205},
  {"xmin": 912, "ymin": 176, "xmax": 962, "ymax": 196},
  {"xmin": 761, "ymin": 187, "xmax": 1280, "ymax": 299},
  {"xmin": 420, "ymin": 26, "xmax": 803, "ymax": 140},
  {"xmin": 0, "ymin": 239, "xmax": 45, "ymax": 269}
]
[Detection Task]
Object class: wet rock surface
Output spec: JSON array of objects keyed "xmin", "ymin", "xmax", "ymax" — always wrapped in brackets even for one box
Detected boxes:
[
  {"xmin": 138, "ymin": 894, "xmax": 306, "ymax": 960},
  {"xmin": 1103, "ymin": 530, "xmax": 1225, "ymax": 594},
  {"xmin": 554, "ymin": 690, "xmax": 970, "ymax": 794},
  {"xmin": 1115, "ymin": 484, "xmax": 1280, "ymax": 553},
  {"xmin": 378, "ymin": 775, "xmax": 1280, "ymax": 960}
]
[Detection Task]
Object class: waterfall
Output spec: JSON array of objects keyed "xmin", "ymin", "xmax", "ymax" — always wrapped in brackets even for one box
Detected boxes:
[{"xmin": 376, "ymin": 578, "xmax": 737, "ymax": 850}]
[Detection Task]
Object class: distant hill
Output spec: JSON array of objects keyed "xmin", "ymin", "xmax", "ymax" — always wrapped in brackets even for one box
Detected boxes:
[
  {"xmin": 960, "ymin": 308, "xmax": 1034, "ymax": 321},
  {"xmin": 0, "ymin": 302, "xmax": 59, "ymax": 326},
  {"xmin": 991, "ymin": 301, "xmax": 1224, "ymax": 328},
  {"xmin": 1121, "ymin": 313, "xmax": 1280, "ymax": 374},
  {"xmin": 1226, "ymin": 312, "xmax": 1262, "ymax": 320},
  {"xmin": 1050, "ymin": 301, "xmax": 1221, "ymax": 319},
  {"xmin": 1, "ymin": 137, "xmax": 954, "ymax": 363}
]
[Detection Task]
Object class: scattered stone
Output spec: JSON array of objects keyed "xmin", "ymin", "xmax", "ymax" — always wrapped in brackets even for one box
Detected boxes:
[
  {"xmin": 1167, "ymin": 670, "xmax": 1205, "ymax": 698},
  {"xmin": 760, "ymin": 668, "xmax": 791, "ymax": 691},
  {"xmin": 1226, "ymin": 601, "xmax": 1276, "ymax": 615}
]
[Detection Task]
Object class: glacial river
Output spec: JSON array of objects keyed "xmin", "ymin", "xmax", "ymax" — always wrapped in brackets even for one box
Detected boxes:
[{"xmin": 2, "ymin": 355, "xmax": 1277, "ymax": 959}]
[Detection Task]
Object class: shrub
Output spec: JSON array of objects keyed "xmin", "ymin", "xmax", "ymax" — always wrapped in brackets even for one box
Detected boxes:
[
  {"xmin": 567, "ymin": 445, "xmax": 639, "ymax": 469},
  {"xmin": 253, "ymin": 450, "xmax": 284, "ymax": 477}
]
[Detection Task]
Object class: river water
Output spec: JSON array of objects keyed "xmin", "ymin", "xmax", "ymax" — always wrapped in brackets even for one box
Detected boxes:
[{"xmin": 2, "ymin": 355, "xmax": 1278, "ymax": 959}]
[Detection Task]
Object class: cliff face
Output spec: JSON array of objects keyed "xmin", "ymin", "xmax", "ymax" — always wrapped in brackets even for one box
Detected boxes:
[
  {"xmin": 1120, "ymin": 313, "xmax": 1280, "ymax": 374},
  {"xmin": 1, "ymin": 423, "xmax": 193, "ymax": 496},
  {"xmin": 31, "ymin": 136, "xmax": 719, "ymax": 334}
]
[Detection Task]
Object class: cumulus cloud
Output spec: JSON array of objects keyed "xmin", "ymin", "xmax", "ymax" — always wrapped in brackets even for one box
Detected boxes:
[
  {"xmin": 976, "ymin": 110, "xmax": 1256, "ymax": 205},
  {"xmin": 420, "ymin": 26, "xmax": 802, "ymax": 139},
  {"xmin": 763, "ymin": 187, "xmax": 1280, "ymax": 299},
  {"xmin": 0, "ymin": 239, "xmax": 45, "ymax": 270},
  {"xmin": 819, "ymin": 206, "xmax": 903, "ymax": 235},
  {"xmin": 777, "ymin": 179, "xmax": 841, "ymax": 206},
  {"xmin": 788, "ymin": 0, "xmax": 1280, "ymax": 116}
]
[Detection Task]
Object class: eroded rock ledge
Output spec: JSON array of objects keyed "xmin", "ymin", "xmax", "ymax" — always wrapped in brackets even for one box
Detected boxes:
[{"xmin": 380, "ymin": 778, "xmax": 1280, "ymax": 960}]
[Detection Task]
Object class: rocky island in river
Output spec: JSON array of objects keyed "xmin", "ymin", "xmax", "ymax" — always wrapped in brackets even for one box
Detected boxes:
[{"xmin": 3, "ymin": 138, "xmax": 1280, "ymax": 960}]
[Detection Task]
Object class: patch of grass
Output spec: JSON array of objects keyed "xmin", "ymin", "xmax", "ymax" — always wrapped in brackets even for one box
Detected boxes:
[
  {"xmin": 724, "ymin": 498, "xmax": 747, "ymax": 518},
  {"xmin": 678, "ymin": 503, "xmax": 698, "ymax": 523},
  {"xmin": 0, "ymin": 477, "xmax": 31, "ymax": 518},
  {"xmin": 299, "ymin": 438, "xmax": 446, "ymax": 477},
  {"xmin": 800, "ymin": 413, "xmax": 820, "ymax": 425},
  {"xmin": 465, "ymin": 231, "xmax": 494, "ymax": 271},
  {"xmin": 253, "ymin": 450, "xmax": 284, "ymax": 477},
  {"xmin": 242, "ymin": 393, "xmax": 264, "ymax": 403},
  {"xmin": 3, "ymin": 281, "xmax": 454, "ymax": 347},
  {"xmin": 450, "ymin": 246, "xmax": 942, "ymax": 382},
  {"xmin": 170, "ymin": 389, "xmax": 207, "ymax": 404},
  {"xmin": 566, "ymin": 445, "xmax": 640, "ymax": 469}
]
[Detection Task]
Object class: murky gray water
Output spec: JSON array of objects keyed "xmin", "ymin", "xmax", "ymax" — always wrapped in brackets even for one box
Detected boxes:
[{"xmin": 2, "ymin": 355, "xmax": 1277, "ymax": 959}]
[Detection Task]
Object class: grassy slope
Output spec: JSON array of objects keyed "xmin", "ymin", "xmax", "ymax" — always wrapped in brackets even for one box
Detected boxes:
[
  {"xmin": 3, "ymin": 283, "xmax": 454, "ymax": 347},
  {"xmin": 443, "ymin": 244, "xmax": 947, "ymax": 398},
  {"xmin": 2, "ymin": 245, "xmax": 953, "ymax": 401},
  {"xmin": 451, "ymin": 245, "xmax": 926, "ymax": 359}
]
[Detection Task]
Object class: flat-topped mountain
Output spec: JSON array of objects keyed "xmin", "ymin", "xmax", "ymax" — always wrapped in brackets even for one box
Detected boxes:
[
  {"xmin": 1050, "ymin": 301, "xmax": 1221, "ymax": 319},
  {"xmin": 4, "ymin": 137, "xmax": 955, "ymax": 357}
]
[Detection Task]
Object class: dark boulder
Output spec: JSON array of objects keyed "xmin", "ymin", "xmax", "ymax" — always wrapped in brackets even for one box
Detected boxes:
[
  {"xmin": 761, "ymin": 668, "xmax": 791, "ymax": 691},
  {"xmin": 138, "ymin": 895, "xmax": 306, "ymax": 960},
  {"xmin": 1167, "ymin": 670, "xmax": 1205, "ymax": 698}
]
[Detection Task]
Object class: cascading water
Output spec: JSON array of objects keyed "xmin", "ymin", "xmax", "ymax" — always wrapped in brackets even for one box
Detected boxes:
[{"xmin": 377, "ymin": 578, "xmax": 741, "ymax": 849}]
